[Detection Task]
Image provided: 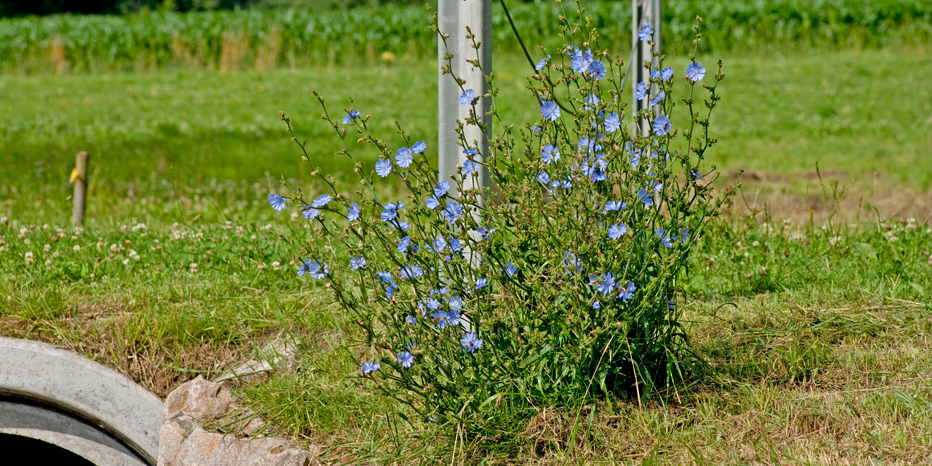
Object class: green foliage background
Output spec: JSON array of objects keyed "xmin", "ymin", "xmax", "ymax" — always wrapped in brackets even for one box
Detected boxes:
[{"xmin": 1, "ymin": 0, "xmax": 930, "ymax": 73}]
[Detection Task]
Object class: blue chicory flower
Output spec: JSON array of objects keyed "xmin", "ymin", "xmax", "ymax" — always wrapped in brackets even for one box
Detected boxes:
[
  {"xmin": 652, "ymin": 114, "xmax": 672, "ymax": 136},
  {"xmin": 350, "ymin": 256, "xmax": 366, "ymax": 270},
  {"xmin": 411, "ymin": 140, "xmax": 427, "ymax": 154},
  {"xmin": 649, "ymin": 90, "xmax": 665, "ymax": 107},
  {"xmin": 535, "ymin": 55, "xmax": 550, "ymax": 71},
  {"xmin": 297, "ymin": 259, "xmax": 311, "ymax": 276},
  {"xmin": 377, "ymin": 271, "xmax": 394, "ymax": 284},
  {"xmin": 638, "ymin": 24, "xmax": 652, "ymax": 42},
  {"xmin": 308, "ymin": 260, "xmax": 328, "ymax": 279},
  {"xmin": 432, "ymin": 236, "xmax": 446, "ymax": 253},
  {"xmin": 381, "ymin": 202, "xmax": 403, "ymax": 221},
  {"xmin": 342, "ymin": 109, "xmax": 360, "ymax": 124},
  {"xmin": 604, "ymin": 113, "xmax": 620, "ymax": 133},
  {"xmin": 661, "ymin": 66, "xmax": 674, "ymax": 80},
  {"xmin": 505, "ymin": 262, "xmax": 518, "ymax": 277},
  {"xmin": 461, "ymin": 160, "xmax": 479, "ymax": 177},
  {"xmin": 537, "ymin": 171, "xmax": 550, "ymax": 185},
  {"xmin": 311, "ymin": 194, "xmax": 331, "ymax": 208},
  {"xmin": 460, "ymin": 333, "xmax": 483, "ymax": 353},
  {"xmin": 635, "ymin": 82, "xmax": 648, "ymax": 101},
  {"xmin": 397, "ymin": 351, "xmax": 414, "ymax": 369},
  {"xmin": 375, "ymin": 158, "xmax": 392, "ymax": 177},
  {"xmin": 302, "ymin": 205, "xmax": 318, "ymax": 219},
  {"xmin": 657, "ymin": 229, "xmax": 673, "ymax": 248},
  {"xmin": 347, "ymin": 203, "xmax": 360, "ymax": 221},
  {"xmin": 603, "ymin": 200, "xmax": 625, "ymax": 213},
  {"xmin": 361, "ymin": 360, "xmax": 380, "ymax": 374},
  {"xmin": 268, "ymin": 193, "xmax": 286, "ymax": 211},
  {"xmin": 449, "ymin": 295, "xmax": 464, "ymax": 312},
  {"xmin": 686, "ymin": 62, "xmax": 706, "ymax": 82},
  {"xmin": 435, "ymin": 181, "xmax": 450, "ymax": 197},
  {"xmin": 540, "ymin": 101, "xmax": 560, "ymax": 121},
  {"xmin": 563, "ymin": 250, "xmax": 582, "ymax": 274},
  {"xmin": 459, "ymin": 89, "xmax": 476, "ymax": 105},
  {"xmin": 443, "ymin": 202, "xmax": 463, "ymax": 223},
  {"xmin": 596, "ymin": 273, "xmax": 616, "ymax": 296},
  {"xmin": 654, "ymin": 115, "xmax": 673, "ymax": 136},
  {"xmin": 541, "ymin": 144, "xmax": 560, "ymax": 164},
  {"xmin": 426, "ymin": 195, "xmax": 441, "ymax": 210},
  {"xmin": 588, "ymin": 60, "xmax": 606, "ymax": 80},
  {"xmin": 395, "ymin": 146, "xmax": 413, "ymax": 168},
  {"xmin": 619, "ymin": 281, "xmax": 636, "ymax": 301},
  {"xmin": 400, "ymin": 265, "xmax": 423, "ymax": 280},
  {"xmin": 608, "ymin": 224, "xmax": 627, "ymax": 239},
  {"xmin": 398, "ymin": 236, "xmax": 411, "ymax": 253},
  {"xmin": 638, "ymin": 188, "xmax": 654, "ymax": 207}
]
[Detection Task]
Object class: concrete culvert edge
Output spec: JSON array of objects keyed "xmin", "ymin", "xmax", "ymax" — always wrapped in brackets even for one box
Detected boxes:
[{"xmin": 0, "ymin": 337, "xmax": 162, "ymax": 465}]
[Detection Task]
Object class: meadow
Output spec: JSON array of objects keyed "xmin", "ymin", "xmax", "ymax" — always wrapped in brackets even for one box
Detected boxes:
[
  {"xmin": 1, "ymin": 3, "xmax": 931, "ymax": 464},
  {"xmin": 1, "ymin": 0, "xmax": 929, "ymax": 73}
]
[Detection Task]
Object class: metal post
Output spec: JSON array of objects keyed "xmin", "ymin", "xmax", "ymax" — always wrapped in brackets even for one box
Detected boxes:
[
  {"xmin": 456, "ymin": 0, "xmax": 492, "ymax": 200},
  {"xmin": 438, "ymin": 0, "xmax": 461, "ymax": 187},
  {"xmin": 632, "ymin": 0, "xmax": 661, "ymax": 135}
]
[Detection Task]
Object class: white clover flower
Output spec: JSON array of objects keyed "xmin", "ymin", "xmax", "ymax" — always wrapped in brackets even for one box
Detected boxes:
[
  {"xmin": 272, "ymin": 261, "xmax": 281, "ymax": 271},
  {"xmin": 44, "ymin": 244, "xmax": 51, "ymax": 252},
  {"xmin": 24, "ymin": 252, "xmax": 33, "ymax": 264},
  {"xmin": 73, "ymin": 245, "xmax": 81, "ymax": 252}
]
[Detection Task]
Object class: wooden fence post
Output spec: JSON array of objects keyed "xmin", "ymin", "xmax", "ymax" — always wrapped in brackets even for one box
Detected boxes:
[{"xmin": 71, "ymin": 151, "xmax": 88, "ymax": 226}]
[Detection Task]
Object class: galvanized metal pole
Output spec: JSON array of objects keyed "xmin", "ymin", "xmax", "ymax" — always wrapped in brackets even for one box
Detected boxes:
[
  {"xmin": 632, "ymin": 0, "xmax": 661, "ymax": 135},
  {"xmin": 438, "ymin": 0, "xmax": 461, "ymax": 187},
  {"xmin": 456, "ymin": 0, "xmax": 492, "ymax": 200}
]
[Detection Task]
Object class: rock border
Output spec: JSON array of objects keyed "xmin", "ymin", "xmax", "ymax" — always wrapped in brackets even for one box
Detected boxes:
[{"xmin": 158, "ymin": 376, "xmax": 319, "ymax": 466}]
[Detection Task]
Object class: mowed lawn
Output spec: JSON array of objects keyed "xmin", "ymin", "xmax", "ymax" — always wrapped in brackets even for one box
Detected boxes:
[
  {"xmin": 0, "ymin": 46, "xmax": 929, "ymax": 226},
  {"xmin": 1, "ymin": 45, "xmax": 931, "ymax": 464}
]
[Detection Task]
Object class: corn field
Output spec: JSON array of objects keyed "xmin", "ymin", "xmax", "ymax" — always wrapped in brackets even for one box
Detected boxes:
[{"xmin": 0, "ymin": 0, "xmax": 929, "ymax": 74}]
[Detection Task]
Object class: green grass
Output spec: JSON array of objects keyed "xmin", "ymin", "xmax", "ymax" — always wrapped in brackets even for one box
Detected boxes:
[
  {"xmin": 1, "ymin": 47, "xmax": 929, "ymax": 228},
  {"xmin": 4, "ymin": 205, "xmax": 928, "ymax": 463},
  {"xmin": 1, "ymin": 44, "xmax": 931, "ymax": 463}
]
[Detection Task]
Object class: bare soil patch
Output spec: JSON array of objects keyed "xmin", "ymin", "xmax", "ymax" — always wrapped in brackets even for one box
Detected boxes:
[{"xmin": 725, "ymin": 169, "xmax": 931, "ymax": 224}]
